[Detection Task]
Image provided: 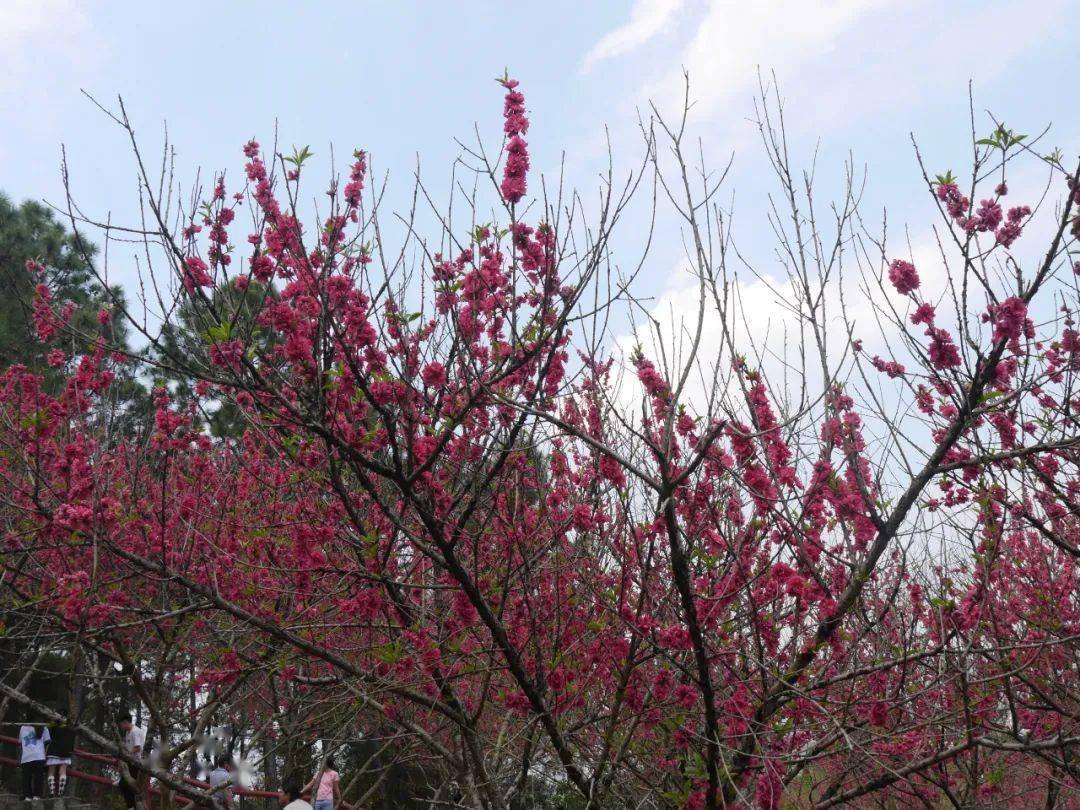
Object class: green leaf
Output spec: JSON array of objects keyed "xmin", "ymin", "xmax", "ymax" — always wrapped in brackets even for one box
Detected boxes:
[
  {"xmin": 19, "ymin": 409, "xmax": 47, "ymax": 432},
  {"xmin": 372, "ymin": 641, "xmax": 403, "ymax": 664},
  {"xmin": 979, "ymin": 389, "xmax": 1007, "ymax": 404},
  {"xmin": 978, "ymin": 125, "xmax": 1026, "ymax": 151},
  {"xmin": 284, "ymin": 145, "xmax": 314, "ymax": 168},
  {"xmin": 204, "ymin": 323, "xmax": 232, "ymax": 344},
  {"xmin": 1043, "ymin": 147, "xmax": 1064, "ymax": 167},
  {"xmin": 773, "ymin": 717, "xmax": 794, "ymax": 736}
]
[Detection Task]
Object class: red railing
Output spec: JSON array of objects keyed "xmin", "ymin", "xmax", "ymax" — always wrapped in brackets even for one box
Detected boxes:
[
  {"xmin": 0, "ymin": 734, "xmax": 116, "ymax": 789},
  {"xmin": 0, "ymin": 735, "xmax": 349, "ymax": 809}
]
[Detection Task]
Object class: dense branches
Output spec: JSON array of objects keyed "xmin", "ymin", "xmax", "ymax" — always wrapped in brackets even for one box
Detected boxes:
[{"xmin": 0, "ymin": 78, "xmax": 1077, "ymax": 809}]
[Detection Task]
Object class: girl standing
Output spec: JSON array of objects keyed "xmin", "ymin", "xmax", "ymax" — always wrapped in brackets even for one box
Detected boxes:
[
  {"xmin": 46, "ymin": 724, "xmax": 76, "ymax": 796},
  {"xmin": 18, "ymin": 721, "xmax": 50, "ymax": 801},
  {"xmin": 302, "ymin": 757, "xmax": 340, "ymax": 810}
]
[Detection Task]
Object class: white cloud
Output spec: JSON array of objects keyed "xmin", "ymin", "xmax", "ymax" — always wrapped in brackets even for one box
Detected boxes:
[
  {"xmin": 645, "ymin": 0, "xmax": 891, "ymax": 121},
  {"xmin": 0, "ymin": 0, "xmax": 96, "ymax": 96},
  {"xmin": 612, "ymin": 150, "xmax": 1073, "ymax": 423},
  {"xmin": 762, "ymin": 0, "xmax": 1073, "ymax": 140},
  {"xmin": 581, "ymin": 0, "xmax": 686, "ymax": 71},
  {"xmin": 610, "ymin": 264, "xmax": 869, "ymax": 421},
  {"xmin": 580, "ymin": 0, "xmax": 1075, "ymax": 456},
  {"xmin": 580, "ymin": 0, "xmax": 1069, "ymax": 155}
]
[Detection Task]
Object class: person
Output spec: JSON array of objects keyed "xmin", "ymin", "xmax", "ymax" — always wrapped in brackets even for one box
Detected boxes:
[
  {"xmin": 18, "ymin": 721, "xmax": 50, "ymax": 801},
  {"xmin": 116, "ymin": 712, "xmax": 146, "ymax": 810},
  {"xmin": 280, "ymin": 784, "xmax": 313, "ymax": 810},
  {"xmin": 301, "ymin": 757, "xmax": 340, "ymax": 810},
  {"xmin": 206, "ymin": 755, "xmax": 236, "ymax": 808},
  {"xmin": 46, "ymin": 723, "xmax": 77, "ymax": 796}
]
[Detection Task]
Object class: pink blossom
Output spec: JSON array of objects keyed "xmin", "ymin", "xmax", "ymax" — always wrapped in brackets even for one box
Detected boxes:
[
  {"xmin": 869, "ymin": 701, "xmax": 889, "ymax": 726},
  {"xmin": 657, "ymin": 625, "xmax": 692, "ymax": 649},
  {"xmin": 936, "ymin": 182, "xmax": 970, "ymax": 220},
  {"xmin": 927, "ymin": 327, "xmax": 962, "ymax": 369},
  {"xmin": 501, "ymin": 135, "xmax": 529, "ymax": 205},
  {"xmin": 888, "ymin": 259, "xmax": 920, "ymax": 295},
  {"xmin": 182, "ymin": 256, "xmax": 213, "ymax": 294},
  {"xmin": 633, "ymin": 355, "xmax": 670, "ymax": 402},
  {"xmin": 598, "ymin": 454, "xmax": 626, "ymax": 489},
  {"xmin": 972, "ymin": 198, "xmax": 1003, "ymax": 232},
  {"xmin": 343, "ymin": 151, "xmax": 367, "ymax": 211},
  {"xmin": 498, "ymin": 78, "xmax": 530, "ymax": 205},
  {"xmin": 993, "ymin": 296, "xmax": 1027, "ymax": 342},
  {"xmin": 208, "ymin": 339, "xmax": 245, "ymax": 370},
  {"xmin": 911, "ymin": 302, "xmax": 936, "ymax": 326},
  {"xmin": 421, "ymin": 361, "xmax": 447, "ymax": 388},
  {"xmin": 674, "ymin": 684, "xmax": 698, "ymax": 708},
  {"xmin": 995, "ymin": 205, "xmax": 1031, "ymax": 247},
  {"xmin": 871, "ymin": 356, "xmax": 906, "ymax": 378},
  {"xmin": 251, "ymin": 255, "xmax": 275, "ymax": 283}
]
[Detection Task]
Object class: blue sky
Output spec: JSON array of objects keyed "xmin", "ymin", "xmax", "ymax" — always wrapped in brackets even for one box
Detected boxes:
[{"xmin": 2, "ymin": 0, "xmax": 1077, "ymax": 369}]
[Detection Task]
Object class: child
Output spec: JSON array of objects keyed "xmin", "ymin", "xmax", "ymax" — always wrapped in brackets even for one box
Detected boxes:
[
  {"xmin": 46, "ymin": 724, "xmax": 77, "ymax": 796},
  {"xmin": 18, "ymin": 721, "xmax": 50, "ymax": 801},
  {"xmin": 301, "ymin": 757, "xmax": 340, "ymax": 810}
]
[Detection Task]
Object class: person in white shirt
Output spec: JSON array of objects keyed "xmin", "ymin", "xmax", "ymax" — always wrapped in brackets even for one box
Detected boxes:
[
  {"xmin": 280, "ymin": 784, "xmax": 314, "ymax": 810},
  {"xmin": 206, "ymin": 756, "xmax": 236, "ymax": 808},
  {"xmin": 116, "ymin": 713, "xmax": 147, "ymax": 809},
  {"xmin": 18, "ymin": 722, "xmax": 50, "ymax": 801}
]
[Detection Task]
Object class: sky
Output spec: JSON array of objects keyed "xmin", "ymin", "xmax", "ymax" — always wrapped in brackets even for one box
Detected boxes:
[{"xmin": 2, "ymin": 0, "xmax": 1077, "ymax": 386}]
